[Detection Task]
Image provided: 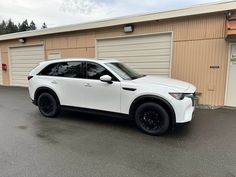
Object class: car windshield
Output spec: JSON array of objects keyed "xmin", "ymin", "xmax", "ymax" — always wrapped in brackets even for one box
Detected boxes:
[{"xmin": 106, "ymin": 62, "xmax": 145, "ymax": 80}]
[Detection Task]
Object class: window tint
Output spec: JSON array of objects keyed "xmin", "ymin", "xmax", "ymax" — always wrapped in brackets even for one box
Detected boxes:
[
  {"xmin": 40, "ymin": 62, "xmax": 83, "ymax": 78},
  {"xmin": 86, "ymin": 62, "xmax": 118, "ymax": 81}
]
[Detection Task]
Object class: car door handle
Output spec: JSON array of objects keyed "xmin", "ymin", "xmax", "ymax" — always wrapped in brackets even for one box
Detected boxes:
[
  {"xmin": 84, "ymin": 83, "xmax": 92, "ymax": 87},
  {"xmin": 51, "ymin": 80, "xmax": 58, "ymax": 84}
]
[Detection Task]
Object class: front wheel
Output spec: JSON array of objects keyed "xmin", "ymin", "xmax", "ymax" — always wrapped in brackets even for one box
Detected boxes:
[
  {"xmin": 37, "ymin": 92, "xmax": 59, "ymax": 118},
  {"xmin": 135, "ymin": 102, "xmax": 170, "ymax": 136}
]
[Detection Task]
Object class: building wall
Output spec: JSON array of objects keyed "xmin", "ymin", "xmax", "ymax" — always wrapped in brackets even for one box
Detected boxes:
[{"xmin": 0, "ymin": 12, "xmax": 229, "ymax": 106}]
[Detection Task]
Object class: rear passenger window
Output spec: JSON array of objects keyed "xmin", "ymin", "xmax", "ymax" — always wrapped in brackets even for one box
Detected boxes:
[{"xmin": 40, "ymin": 62, "xmax": 83, "ymax": 78}]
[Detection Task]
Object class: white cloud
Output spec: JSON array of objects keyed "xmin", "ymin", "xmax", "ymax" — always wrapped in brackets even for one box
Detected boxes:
[{"xmin": 0, "ymin": 0, "xmax": 232, "ymax": 28}]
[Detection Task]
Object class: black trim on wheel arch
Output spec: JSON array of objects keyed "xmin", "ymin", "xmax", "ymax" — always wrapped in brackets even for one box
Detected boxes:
[
  {"xmin": 129, "ymin": 95, "xmax": 176, "ymax": 128},
  {"xmin": 34, "ymin": 87, "xmax": 60, "ymax": 106}
]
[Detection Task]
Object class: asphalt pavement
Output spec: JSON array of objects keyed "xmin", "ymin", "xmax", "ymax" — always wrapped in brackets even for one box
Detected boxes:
[{"xmin": 0, "ymin": 86, "xmax": 235, "ymax": 177}]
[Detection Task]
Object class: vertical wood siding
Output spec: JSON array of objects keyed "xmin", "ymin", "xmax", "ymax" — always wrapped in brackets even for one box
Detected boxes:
[{"xmin": 172, "ymin": 39, "xmax": 228, "ymax": 105}]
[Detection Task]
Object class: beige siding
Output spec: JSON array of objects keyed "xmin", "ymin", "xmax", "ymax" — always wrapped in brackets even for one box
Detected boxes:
[
  {"xmin": 172, "ymin": 39, "xmax": 228, "ymax": 105},
  {"xmin": 95, "ymin": 13, "xmax": 226, "ymax": 41},
  {"xmin": 0, "ymin": 12, "xmax": 229, "ymax": 105}
]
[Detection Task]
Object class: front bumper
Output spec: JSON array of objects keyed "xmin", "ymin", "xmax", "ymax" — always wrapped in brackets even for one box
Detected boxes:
[{"xmin": 174, "ymin": 95, "xmax": 196, "ymax": 123}]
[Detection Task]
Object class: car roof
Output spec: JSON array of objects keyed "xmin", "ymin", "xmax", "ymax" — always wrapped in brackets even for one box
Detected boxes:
[{"xmin": 40, "ymin": 58, "xmax": 120, "ymax": 65}]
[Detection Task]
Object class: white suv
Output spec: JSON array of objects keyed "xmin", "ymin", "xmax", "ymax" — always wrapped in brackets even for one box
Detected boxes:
[{"xmin": 28, "ymin": 58, "xmax": 196, "ymax": 135}]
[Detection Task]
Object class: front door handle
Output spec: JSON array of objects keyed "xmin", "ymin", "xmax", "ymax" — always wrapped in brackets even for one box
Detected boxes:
[{"xmin": 84, "ymin": 83, "xmax": 92, "ymax": 87}]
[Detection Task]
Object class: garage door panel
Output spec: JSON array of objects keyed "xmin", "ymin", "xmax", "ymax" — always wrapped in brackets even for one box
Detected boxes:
[
  {"xmin": 12, "ymin": 71, "xmax": 31, "ymax": 76},
  {"xmin": 12, "ymin": 65, "xmax": 38, "ymax": 71},
  {"xmin": 127, "ymin": 62, "xmax": 170, "ymax": 69},
  {"xmin": 112, "ymin": 56, "xmax": 170, "ymax": 63},
  {"xmin": 97, "ymin": 33, "xmax": 171, "ymax": 77},
  {"xmin": 11, "ymin": 60, "xmax": 42, "ymax": 64},
  {"xmin": 10, "ymin": 51, "xmax": 44, "ymax": 57},
  {"xmin": 98, "ymin": 42, "xmax": 171, "ymax": 51},
  {"xmin": 11, "ymin": 46, "xmax": 44, "ymax": 52},
  {"xmin": 99, "ymin": 46, "xmax": 170, "ymax": 53},
  {"xmin": 12, "ymin": 76, "xmax": 27, "ymax": 80},
  {"xmin": 99, "ymin": 49, "xmax": 170, "ymax": 57},
  {"xmin": 10, "ymin": 55, "xmax": 45, "ymax": 60},
  {"xmin": 12, "ymin": 69, "xmax": 35, "ymax": 74},
  {"xmin": 10, "ymin": 45, "xmax": 44, "ymax": 87},
  {"xmin": 12, "ymin": 63, "xmax": 40, "ymax": 69},
  {"xmin": 98, "ymin": 35, "xmax": 171, "ymax": 46},
  {"xmin": 137, "ymin": 68, "xmax": 170, "ymax": 74},
  {"xmin": 99, "ymin": 53, "xmax": 170, "ymax": 58}
]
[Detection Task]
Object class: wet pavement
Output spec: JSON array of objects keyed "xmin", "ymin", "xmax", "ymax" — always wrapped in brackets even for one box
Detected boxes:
[{"xmin": 0, "ymin": 86, "xmax": 235, "ymax": 177}]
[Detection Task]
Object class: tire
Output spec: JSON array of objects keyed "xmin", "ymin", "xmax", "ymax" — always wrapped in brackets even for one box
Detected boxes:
[
  {"xmin": 135, "ymin": 102, "xmax": 170, "ymax": 136},
  {"xmin": 37, "ymin": 92, "xmax": 59, "ymax": 118}
]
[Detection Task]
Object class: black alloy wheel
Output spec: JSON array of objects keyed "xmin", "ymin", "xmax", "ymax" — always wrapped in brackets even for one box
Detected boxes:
[
  {"xmin": 135, "ymin": 102, "xmax": 169, "ymax": 135},
  {"xmin": 37, "ymin": 92, "xmax": 59, "ymax": 118}
]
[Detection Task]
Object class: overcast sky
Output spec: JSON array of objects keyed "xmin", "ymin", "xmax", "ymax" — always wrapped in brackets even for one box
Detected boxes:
[{"xmin": 0, "ymin": 0, "xmax": 233, "ymax": 28}]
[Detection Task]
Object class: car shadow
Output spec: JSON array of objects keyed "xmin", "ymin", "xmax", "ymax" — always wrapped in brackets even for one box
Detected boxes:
[
  {"xmin": 57, "ymin": 110, "xmax": 192, "ymax": 138},
  {"xmin": 58, "ymin": 110, "xmax": 137, "ymax": 130}
]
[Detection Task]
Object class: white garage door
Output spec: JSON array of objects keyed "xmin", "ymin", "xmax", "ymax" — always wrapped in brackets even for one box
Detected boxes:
[
  {"xmin": 97, "ymin": 33, "xmax": 172, "ymax": 77},
  {"xmin": 0, "ymin": 50, "xmax": 2, "ymax": 85},
  {"xmin": 9, "ymin": 45, "xmax": 44, "ymax": 87}
]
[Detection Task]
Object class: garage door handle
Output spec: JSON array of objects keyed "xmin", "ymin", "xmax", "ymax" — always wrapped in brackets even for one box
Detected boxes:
[{"xmin": 51, "ymin": 81, "xmax": 58, "ymax": 84}]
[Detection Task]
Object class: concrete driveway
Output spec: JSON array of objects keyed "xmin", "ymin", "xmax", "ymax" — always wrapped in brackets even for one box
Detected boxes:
[{"xmin": 0, "ymin": 86, "xmax": 235, "ymax": 177}]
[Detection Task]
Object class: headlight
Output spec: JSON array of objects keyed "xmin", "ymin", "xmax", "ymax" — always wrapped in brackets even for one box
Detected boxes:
[
  {"xmin": 169, "ymin": 93, "xmax": 195, "ymax": 100},
  {"xmin": 169, "ymin": 93, "xmax": 185, "ymax": 100}
]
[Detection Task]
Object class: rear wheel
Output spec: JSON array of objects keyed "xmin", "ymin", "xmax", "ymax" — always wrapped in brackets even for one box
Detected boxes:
[
  {"xmin": 135, "ymin": 102, "xmax": 169, "ymax": 135},
  {"xmin": 37, "ymin": 92, "xmax": 59, "ymax": 118}
]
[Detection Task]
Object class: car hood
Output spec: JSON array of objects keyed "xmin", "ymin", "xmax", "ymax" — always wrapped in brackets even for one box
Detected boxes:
[{"xmin": 133, "ymin": 76, "xmax": 195, "ymax": 92}]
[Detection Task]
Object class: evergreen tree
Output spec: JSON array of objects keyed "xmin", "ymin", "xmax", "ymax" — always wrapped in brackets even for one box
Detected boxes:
[
  {"xmin": 0, "ymin": 19, "xmax": 47, "ymax": 35},
  {"xmin": 18, "ymin": 19, "xmax": 30, "ymax": 32},
  {"xmin": 5, "ymin": 19, "xmax": 18, "ymax": 34},
  {"xmin": 29, "ymin": 20, "xmax": 37, "ymax": 30},
  {"xmin": 41, "ymin": 22, "xmax": 47, "ymax": 29},
  {"xmin": 0, "ymin": 20, "xmax": 7, "ymax": 35}
]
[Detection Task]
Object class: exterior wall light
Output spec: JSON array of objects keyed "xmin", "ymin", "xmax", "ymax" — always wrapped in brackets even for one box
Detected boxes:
[
  {"xmin": 124, "ymin": 25, "xmax": 134, "ymax": 33},
  {"xmin": 18, "ymin": 38, "xmax": 26, "ymax": 43}
]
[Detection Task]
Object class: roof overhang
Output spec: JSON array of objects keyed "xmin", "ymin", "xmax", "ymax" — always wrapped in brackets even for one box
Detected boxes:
[{"xmin": 1, "ymin": 1, "xmax": 236, "ymax": 41}]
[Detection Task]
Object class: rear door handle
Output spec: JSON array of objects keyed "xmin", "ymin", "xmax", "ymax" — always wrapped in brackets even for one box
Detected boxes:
[{"xmin": 84, "ymin": 83, "xmax": 92, "ymax": 87}]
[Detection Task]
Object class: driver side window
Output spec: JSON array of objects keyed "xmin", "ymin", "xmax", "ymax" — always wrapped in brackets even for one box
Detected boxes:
[{"xmin": 86, "ymin": 62, "xmax": 118, "ymax": 81}]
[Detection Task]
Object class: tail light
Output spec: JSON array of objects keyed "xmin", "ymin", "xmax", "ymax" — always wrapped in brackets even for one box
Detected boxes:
[{"xmin": 28, "ymin": 76, "xmax": 33, "ymax": 80}]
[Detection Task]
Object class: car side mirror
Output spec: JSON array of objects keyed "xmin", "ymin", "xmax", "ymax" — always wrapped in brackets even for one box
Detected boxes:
[{"xmin": 100, "ymin": 75, "xmax": 113, "ymax": 84}]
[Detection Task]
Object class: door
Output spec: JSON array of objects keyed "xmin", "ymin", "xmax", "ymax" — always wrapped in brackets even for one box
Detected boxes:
[
  {"xmin": 9, "ymin": 45, "xmax": 44, "ymax": 87},
  {"xmin": 97, "ymin": 33, "xmax": 172, "ymax": 77},
  {"xmin": 226, "ymin": 44, "xmax": 236, "ymax": 107},
  {"xmin": 83, "ymin": 62, "xmax": 121, "ymax": 113},
  {"xmin": 38, "ymin": 61, "xmax": 86, "ymax": 108}
]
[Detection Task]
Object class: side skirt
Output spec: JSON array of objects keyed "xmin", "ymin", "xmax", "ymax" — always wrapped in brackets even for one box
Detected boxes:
[{"xmin": 61, "ymin": 106, "xmax": 131, "ymax": 120}]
